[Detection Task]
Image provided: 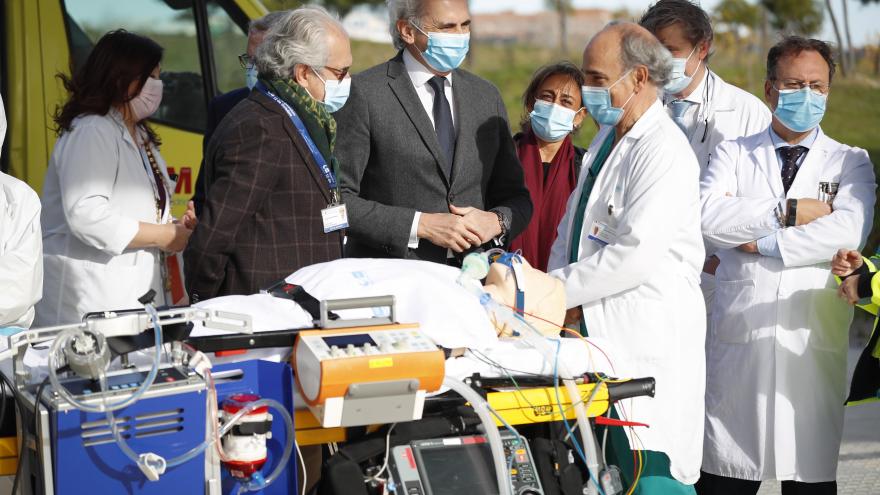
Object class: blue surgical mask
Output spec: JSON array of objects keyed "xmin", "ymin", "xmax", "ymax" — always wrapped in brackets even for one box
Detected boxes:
[
  {"xmin": 774, "ymin": 86, "xmax": 827, "ymax": 133},
  {"xmin": 529, "ymin": 100, "xmax": 579, "ymax": 142},
  {"xmin": 411, "ymin": 21, "xmax": 470, "ymax": 73},
  {"xmin": 581, "ymin": 70, "xmax": 635, "ymax": 126},
  {"xmin": 664, "ymin": 45, "xmax": 699, "ymax": 95},
  {"xmin": 245, "ymin": 65, "xmax": 258, "ymax": 90},
  {"xmin": 311, "ymin": 68, "xmax": 352, "ymax": 113}
]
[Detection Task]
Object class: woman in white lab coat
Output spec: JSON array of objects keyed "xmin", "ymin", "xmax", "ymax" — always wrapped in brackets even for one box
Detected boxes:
[
  {"xmin": 548, "ymin": 24, "xmax": 706, "ymax": 493},
  {"xmin": 35, "ymin": 30, "xmax": 196, "ymax": 326},
  {"xmin": 0, "ymin": 94, "xmax": 43, "ymax": 330}
]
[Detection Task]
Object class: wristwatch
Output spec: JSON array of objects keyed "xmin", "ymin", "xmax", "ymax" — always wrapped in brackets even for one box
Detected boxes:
[
  {"xmin": 785, "ymin": 198, "xmax": 798, "ymax": 227},
  {"xmin": 492, "ymin": 209, "xmax": 511, "ymax": 245}
]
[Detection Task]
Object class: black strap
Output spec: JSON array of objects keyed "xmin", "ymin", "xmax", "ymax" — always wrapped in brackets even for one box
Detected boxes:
[{"xmin": 231, "ymin": 420, "xmax": 272, "ymax": 436}]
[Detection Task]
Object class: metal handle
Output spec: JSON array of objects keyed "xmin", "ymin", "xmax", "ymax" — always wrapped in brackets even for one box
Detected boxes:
[{"xmin": 319, "ymin": 295, "xmax": 396, "ymax": 328}]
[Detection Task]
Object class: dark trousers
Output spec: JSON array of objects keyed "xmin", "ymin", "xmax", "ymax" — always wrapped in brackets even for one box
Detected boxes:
[{"xmin": 695, "ymin": 471, "xmax": 837, "ymax": 495}]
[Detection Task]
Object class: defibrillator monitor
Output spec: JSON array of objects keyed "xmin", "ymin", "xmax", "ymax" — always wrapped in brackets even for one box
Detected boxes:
[{"xmin": 389, "ymin": 433, "xmax": 543, "ymax": 495}]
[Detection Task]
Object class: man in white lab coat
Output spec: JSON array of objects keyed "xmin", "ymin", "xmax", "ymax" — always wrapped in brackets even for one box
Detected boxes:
[
  {"xmin": 698, "ymin": 37, "xmax": 876, "ymax": 495},
  {"xmin": 548, "ymin": 22, "xmax": 706, "ymax": 494},
  {"xmin": 639, "ymin": 0, "xmax": 771, "ymax": 307},
  {"xmin": 0, "ymin": 94, "xmax": 43, "ymax": 329}
]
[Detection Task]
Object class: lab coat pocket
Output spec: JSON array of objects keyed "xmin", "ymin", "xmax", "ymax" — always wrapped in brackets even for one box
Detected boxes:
[
  {"xmin": 806, "ymin": 288, "xmax": 852, "ymax": 352},
  {"xmin": 712, "ymin": 279, "xmax": 756, "ymax": 344}
]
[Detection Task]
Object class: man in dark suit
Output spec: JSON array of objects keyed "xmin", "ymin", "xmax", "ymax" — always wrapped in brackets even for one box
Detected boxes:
[
  {"xmin": 184, "ymin": 6, "xmax": 351, "ymax": 301},
  {"xmin": 334, "ymin": 0, "xmax": 532, "ymax": 264},
  {"xmin": 191, "ymin": 11, "xmax": 284, "ymax": 217}
]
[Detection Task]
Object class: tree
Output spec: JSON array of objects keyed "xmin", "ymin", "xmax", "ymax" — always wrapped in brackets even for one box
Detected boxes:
[
  {"xmin": 716, "ymin": 0, "xmax": 761, "ymax": 37},
  {"xmin": 545, "ymin": 0, "xmax": 573, "ymax": 54},
  {"xmin": 262, "ymin": 0, "xmax": 384, "ymax": 17},
  {"xmin": 760, "ymin": 0, "xmax": 823, "ymax": 35},
  {"xmin": 823, "ymin": 0, "xmax": 848, "ymax": 75},
  {"xmin": 715, "ymin": 0, "xmax": 762, "ymax": 84},
  {"xmin": 841, "ymin": 0, "xmax": 855, "ymax": 73}
]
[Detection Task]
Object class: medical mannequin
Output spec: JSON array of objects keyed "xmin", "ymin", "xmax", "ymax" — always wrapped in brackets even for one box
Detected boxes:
[{"xmin": 483, "ymin": 256, "xmax": 565, "ymax": 337}]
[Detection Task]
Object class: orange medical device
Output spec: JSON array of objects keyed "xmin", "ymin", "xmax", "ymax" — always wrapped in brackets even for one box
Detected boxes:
[{"xmin": 293, "ymin": 323, "xmax": 445, "ymax": 428}]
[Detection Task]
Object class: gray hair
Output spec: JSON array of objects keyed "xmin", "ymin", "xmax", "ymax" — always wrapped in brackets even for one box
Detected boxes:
[
  {"xmin": 255, "ymin": 6, "xmax": 346, "ymax": 79},
  {"xmin": 387, "ymin": 0, "xmax": 427, "ymax": 50},
  {"xmin": 249, "ymin": 10, "xmax": 288, "ymax": 36},
  {"xmin": 615, "ymin": 22, "xmax": 674, "ymax": 88}
]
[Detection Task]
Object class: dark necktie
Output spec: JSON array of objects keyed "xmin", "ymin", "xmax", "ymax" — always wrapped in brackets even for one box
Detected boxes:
[
  {"xmin": 427, "ymin": 75, "xmax": 455, "ymax": 176},
  {"xmin": 779, "ymin": 145, "xmax": 807, "ymax": 194}
]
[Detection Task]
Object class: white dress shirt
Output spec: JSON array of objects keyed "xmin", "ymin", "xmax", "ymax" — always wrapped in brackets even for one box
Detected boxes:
[{"xmin": 403, "ymin": 49, "xmax": 456, "ymax": 249}]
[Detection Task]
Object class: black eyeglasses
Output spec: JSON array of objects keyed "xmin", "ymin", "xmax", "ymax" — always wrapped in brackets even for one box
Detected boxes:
[
  {"xmin": 238, "ymin": 53, "xmax": 255, "ymax": 69},
  {"xmin": 772, "ymin": 78, "xmax": 830, "ymax": 96}
]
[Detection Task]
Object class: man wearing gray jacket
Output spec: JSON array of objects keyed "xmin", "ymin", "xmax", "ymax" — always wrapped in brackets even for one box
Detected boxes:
[{"xmin": 334, "ymin": 0, "xmax": 532, "ymax": 264}]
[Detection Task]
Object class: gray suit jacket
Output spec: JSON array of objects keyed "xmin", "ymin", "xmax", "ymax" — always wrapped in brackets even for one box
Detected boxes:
[{"xmin": 334, "ymin": 51, "xmax": 532, "ymax": 264}]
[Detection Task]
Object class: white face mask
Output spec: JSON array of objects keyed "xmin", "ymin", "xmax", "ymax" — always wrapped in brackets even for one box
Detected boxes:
[
  {"xmin": 664, "ymin": 45, "xmax": 699, "ymax": 95},
  {"xmin": 129, "ymin": 77, "xmax": 164, "ymax": 122}
]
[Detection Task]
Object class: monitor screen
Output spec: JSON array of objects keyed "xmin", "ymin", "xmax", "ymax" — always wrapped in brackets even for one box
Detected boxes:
[
  {"xmin": 321, "ymin": 334, "xmax": 377, "ymax": 348},
  {"xmin": 417, "ymin": 444, "xmax": 500, "ymax": 495}
]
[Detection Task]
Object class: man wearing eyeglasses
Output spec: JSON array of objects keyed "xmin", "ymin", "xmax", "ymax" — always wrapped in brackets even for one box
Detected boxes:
[
  {"xmin": 697, "ymin": 36, "xmax": 876, "ymax": 495},
  {"xmin": 191, "ymin": 10, "xmax": 285, "ymax": 217}
]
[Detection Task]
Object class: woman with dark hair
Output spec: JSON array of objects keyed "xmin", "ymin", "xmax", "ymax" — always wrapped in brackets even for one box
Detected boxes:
[
  {"xmin": 35, "ymin": 29, "xmax": 196, "ymax": 325},
  {"xmin": 509, "ymin": 62, "xmax": 586, "ymax": 271}
]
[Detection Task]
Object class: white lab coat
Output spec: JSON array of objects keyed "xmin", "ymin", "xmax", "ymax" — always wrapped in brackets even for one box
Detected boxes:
[
  {"xmin": 0, "ymin": 95, "xmax": 43, "ymax": 328},
  {"xmin": 671, "ymin": 70, "xmax": 772, "ymax": 311},
  {"xmin": 548, "ymin": 101, "xmax": 707, "ymax": 484},
  {"xmin": 35, "ymin": 110, "xmax": 173, "ymax": 326},
  {"xmin": 700, "ymin": 127, "xmax": 876, "ymax": 482}
]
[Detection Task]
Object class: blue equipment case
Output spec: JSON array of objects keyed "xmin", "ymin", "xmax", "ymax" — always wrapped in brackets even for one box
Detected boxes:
[
  {"xmin": 51, "ymin": 369, "xmax": 209, "ymax": 494},
  {"xmin": 46, "ymin": 360, "xmax": 296, "ymax": 495}
]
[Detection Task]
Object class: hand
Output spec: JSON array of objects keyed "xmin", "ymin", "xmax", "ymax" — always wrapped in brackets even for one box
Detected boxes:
[
  {"xmin": 831, "ymin": 248, "xmax": 863, "ymax": 277},
  {"xmin": 448, "ymin": 204, "xmax": 502, "ymax": 244},
  {"xmin": 838, "ymin": 274, "xmax": 861, "ymax": 305},
  {"xmin": 703, "ymin": 255, "xmax": 720, "ymax": 275},
  {"xmin": 737, "ymin": 241, "xmax": 758, "ymax": 254},
  {"xmin": 178, "ymin": 200, "xmax": 198, "ymax": 230},
  {"xmin": 795, "ymin": 198, "xmax": 832, "ymax": 226},
  {"xmin": 160, "ymin": 222, "xmax": 194, "ymax": 253},
  {"xmin": 417, "ymin": 212, "xmax": 483, "ymax": 253},
  {"xmin": 564, "ymin": 306, "xmax": 583, "ymax": 330}
]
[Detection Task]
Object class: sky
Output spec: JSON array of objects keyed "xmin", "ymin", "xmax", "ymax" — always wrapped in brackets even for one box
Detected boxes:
[{"xmin": 470, "ymin": 0, "xmax": 880, "ymax": 47}]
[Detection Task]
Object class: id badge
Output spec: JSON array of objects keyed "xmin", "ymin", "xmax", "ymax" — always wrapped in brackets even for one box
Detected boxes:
[
  {"xmin": 587, "ymin": 220, "xmax": 618, "ymax": 246},
  {"xmin": 321, "ymin": 203, "xmax": 349, "ymax": 233}
]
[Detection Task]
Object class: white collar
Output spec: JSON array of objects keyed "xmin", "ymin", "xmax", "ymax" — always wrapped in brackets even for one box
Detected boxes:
[
  {"xmin": 403, "ymin": 48, "xmax": 453, "ymax": 88},
  {"xmin": 682, "ymin": 67, "xmax": 708, "ymax": 104}
]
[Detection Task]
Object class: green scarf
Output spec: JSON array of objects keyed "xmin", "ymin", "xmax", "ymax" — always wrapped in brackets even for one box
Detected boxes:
[{"xmin": 261, "ymin": 77, "xmax": 336, "ymax": 164}]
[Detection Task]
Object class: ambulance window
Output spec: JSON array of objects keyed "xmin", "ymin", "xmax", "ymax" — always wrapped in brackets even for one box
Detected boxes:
[
  {"xmin": 207, "ymin": 1, "xmax": 251, "ymax": 95},
  {"xmin": 62, "ymin": 0, "xmax": 207, "ymax": 133}
]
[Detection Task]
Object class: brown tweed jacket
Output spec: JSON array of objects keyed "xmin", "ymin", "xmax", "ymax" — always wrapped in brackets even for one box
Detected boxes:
[{"xmin": 184, "ymin": 90, "xmax": 343, "ymax": 301}]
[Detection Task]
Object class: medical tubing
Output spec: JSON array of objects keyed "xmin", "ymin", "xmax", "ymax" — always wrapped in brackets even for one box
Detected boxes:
[
  {"xmin": 48, "ymin": 304, "xmax": 164, "ymax": 413},
  {"xmin": 104, "ymin": 392, "xmax": 293, "ymax": 487},
  {"xmin": 443, "ymin": 377, "xmax": 512, "ymax": 495},
  {"xmin": 512, "ymin": 310, "xmax": 603, "ymax": 487},
  {"xmin": 456, "ymin": 263, "xmax": 603, "ymax": 491}
]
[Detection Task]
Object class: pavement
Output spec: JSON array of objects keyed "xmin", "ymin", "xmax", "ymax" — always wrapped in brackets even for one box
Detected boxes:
[{"xmin": 756, "ymin": 339, "xmax": 880, "ymax": 495}]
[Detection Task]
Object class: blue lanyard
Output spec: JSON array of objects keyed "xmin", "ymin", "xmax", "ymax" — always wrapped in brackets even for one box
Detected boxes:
[{"xmin": 255, "ymin": 82, "xmax": 338, "ymax": 196}]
